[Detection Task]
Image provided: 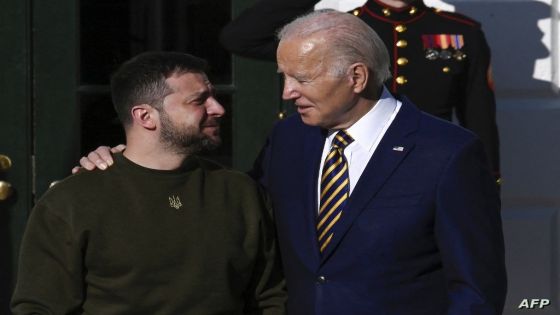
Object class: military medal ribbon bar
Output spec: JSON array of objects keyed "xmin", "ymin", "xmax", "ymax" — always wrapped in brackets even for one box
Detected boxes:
[{"xmin": 422, "ymin": 34, "xmax": 466, "ymax": 61}]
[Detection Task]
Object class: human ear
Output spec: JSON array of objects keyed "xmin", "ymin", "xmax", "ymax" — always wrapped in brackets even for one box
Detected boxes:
[
  {"xmin": 130, "ymin": 104, "xmax": 157, "ymax": 130},
  {"xmin": 349, "ymin": 63, "xmax": 369, "ymax": 93}
]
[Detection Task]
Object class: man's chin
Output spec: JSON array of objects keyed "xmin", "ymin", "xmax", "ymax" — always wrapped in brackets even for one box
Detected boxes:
[
  {"xmin": 201, "ymin": 136, "xmax": 221, "ymax": 151},
  {"xmin": 300, "ymin": 115, "xmax": 322, "ymax": 127}
]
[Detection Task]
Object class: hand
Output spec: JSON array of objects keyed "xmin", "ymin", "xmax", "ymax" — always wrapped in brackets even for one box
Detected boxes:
[{"xmin": 71, "ymin": 144, "xmax": 126, "ymax": 174}]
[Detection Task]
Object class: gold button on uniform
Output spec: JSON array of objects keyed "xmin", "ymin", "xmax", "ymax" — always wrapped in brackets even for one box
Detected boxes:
[
  {"xmin": 409, "ymin": 6, "xmax": 417, "ymax": 15},
  {"xmin": 396, "ymin": 76, "xmax": 408, "ymax": 85},
  {"xmin": 395, "ymin": 24, "xmax": 407, "ymax": 33},
  {"xmin": 396, "ymin": 40, "xmax": 408, "ymax": 48},
  {"xmin": 397, "ymin": 57, "xmax": 409, "ymax": 66},
  {"xmin": 353, "ymin": 9, "xmax": 359, "ymax": 16},
  {"xmin": 382, "ymin": 8, "xmax": 391, "ymax": 17},
  {"xmin": 442, "ymin": 66, "xmax": 451, "ymax": 73}
]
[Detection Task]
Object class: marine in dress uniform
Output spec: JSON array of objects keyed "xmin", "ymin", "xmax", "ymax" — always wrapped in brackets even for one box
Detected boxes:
[{"xmin": 220, "ymin": 0, "xmax": 500, "ymax": 182}]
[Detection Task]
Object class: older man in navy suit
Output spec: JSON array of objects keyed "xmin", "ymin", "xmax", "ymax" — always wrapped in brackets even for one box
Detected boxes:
[
  {"xmin": 77, "ymin": 9, "xmax": 506, "ymax": 315},
  {"xmin": 251, "ymin": 9, "xmax": 506, "ymax": 315}
]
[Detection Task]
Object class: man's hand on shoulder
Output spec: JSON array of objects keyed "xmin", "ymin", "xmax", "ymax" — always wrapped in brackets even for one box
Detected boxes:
[{"xmin": 71, "ymin": 144, "xmax": 126, "ymax": 174}]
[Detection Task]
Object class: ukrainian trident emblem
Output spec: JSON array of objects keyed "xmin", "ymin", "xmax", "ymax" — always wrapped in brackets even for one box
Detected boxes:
[{"xmin": 168, "ymin": 195, "xmax": 183, "ymax": 210}]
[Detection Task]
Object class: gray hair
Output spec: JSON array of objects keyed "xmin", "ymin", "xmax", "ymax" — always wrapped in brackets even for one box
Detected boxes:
[{"xmin": 277, "ymin": 9, "xmax": 391, "ymax": 87}]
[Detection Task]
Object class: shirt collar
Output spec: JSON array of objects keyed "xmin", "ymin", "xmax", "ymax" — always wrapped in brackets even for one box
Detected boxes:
[{"xmin": 329, "ymin": 86, "xmax": 398, "ymax": 153}]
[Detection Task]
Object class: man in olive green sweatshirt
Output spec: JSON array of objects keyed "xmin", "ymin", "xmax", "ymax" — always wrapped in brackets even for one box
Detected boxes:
[{"xmin": 11, "ymin": 52, "xmax": 286, "ymax": 315}]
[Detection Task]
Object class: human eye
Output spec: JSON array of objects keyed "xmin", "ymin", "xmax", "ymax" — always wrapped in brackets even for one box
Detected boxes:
[
  {"xmin": 285, "ymin": 74, "xmax": 307, "ymax": 85},
  {"xmin": 293, "ymin": 74, "xmax": 312, "ymax": 84},
  {"xmin": 189, "ymin": 91, "xmax": 211, "ymax": 106},
  {"xmin": 187, "ymin": 97, "xmax": 205, "ymax": 106}
]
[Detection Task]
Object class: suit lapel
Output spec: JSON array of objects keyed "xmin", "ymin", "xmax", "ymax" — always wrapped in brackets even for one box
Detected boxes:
[
  {"xmin": 320, "ymin": 100, "xmax": 420, "ymax": 263},
  {"xmin": 293, "ymin": 126, "xmax": 326, "ymax": 267}
]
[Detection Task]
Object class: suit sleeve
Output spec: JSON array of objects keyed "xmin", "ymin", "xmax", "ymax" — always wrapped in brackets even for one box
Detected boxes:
[
  {"xmin": 249, "ymin": 118, "xmax": 286, "ymax": 189},
  {"xmin": 248, "ymin": 134, "xmax": 272, "ymax": 189},
  {"xmin": 11, "ymin": 203, "xmax": 85, "ymax": 315},
  {"xmin": 435, "ymin": 137, "xmax": 507, "ymax": 314},
  {"xmin": 455, "ymin": 29, "xmax": 500, "ymax": 180},
  {"xmin": 219, "ymin": 0, "xmax": 318, "ymax": 60}
]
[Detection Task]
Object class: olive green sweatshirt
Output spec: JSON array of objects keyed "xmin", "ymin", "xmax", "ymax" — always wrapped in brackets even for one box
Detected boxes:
[{"xmin": 11, "ymin": 153, "xmax": 286, "ymax": 315}]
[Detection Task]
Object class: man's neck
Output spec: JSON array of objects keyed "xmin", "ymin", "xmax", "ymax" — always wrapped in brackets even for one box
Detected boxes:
[
  {"xmin": 376, "ymin": 0, "xmax": 417, "ymax": 9},
  {"xmin": 123, "ymin": 136, "xmax": 189, "ymax": 171},
  {"xmin": 340, "ymin": 84, "xmax": 383, "ymax": 128},
  {"xmin": 123, "ymin": 149, "xmax": 188, "ymax": 171}
]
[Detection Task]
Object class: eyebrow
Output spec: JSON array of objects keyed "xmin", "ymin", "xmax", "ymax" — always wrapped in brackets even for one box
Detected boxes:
[
  {"xmin": 185, "ymin": 85, "xmax": 215, "ymax": 103},
  {"xmin": 185, "ymin": 90, "xmax": 209, "ymax": 102}
]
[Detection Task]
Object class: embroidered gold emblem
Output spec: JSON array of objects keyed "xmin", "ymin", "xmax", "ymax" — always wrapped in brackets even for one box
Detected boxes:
[{"xmin": 169, "ymin": 195, "xmax": 183, "ymax": 209}]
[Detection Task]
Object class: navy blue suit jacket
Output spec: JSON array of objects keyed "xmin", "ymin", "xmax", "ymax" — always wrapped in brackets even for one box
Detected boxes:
[{"xmin": 251, "ymin": 98, "xmax": 506, "ymax": 314}]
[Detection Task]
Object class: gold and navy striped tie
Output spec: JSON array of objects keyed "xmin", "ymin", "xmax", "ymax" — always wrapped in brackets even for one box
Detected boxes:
[{"xmin": 317, "ymin": 130, "xmax": 354, "ymax": 253}]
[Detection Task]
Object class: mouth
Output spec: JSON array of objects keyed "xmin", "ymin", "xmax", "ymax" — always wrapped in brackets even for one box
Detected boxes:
[
  {"xmin": 201, "ymin": 119, "xmax": 221, "ymax": 129},
  {"xmin": 295, "ymin": 105, "xmax": 313, "ymax": 114},
  {"xmin": 202, "ymin": 122, "xmax": 221, "ymax": 137}
]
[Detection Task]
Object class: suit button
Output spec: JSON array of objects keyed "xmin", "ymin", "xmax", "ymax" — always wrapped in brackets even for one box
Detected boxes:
[
  {"xmin": 317, "ymin": 276, "xmax": 327, "ymax": 284},
  {"xmin": 396, "ymin": 40, "xmax": 408, "ymax": 48},
  {"xmin": 395, "ymin": 24, "xmax": 407, "ymax": 33},
  {"xmin": 396, "ymin": 76, "xmax": 408, "ymax": 85},
  {"xmin": 397, "ymin": 57, "xmax": 409, "ymax": 66}
]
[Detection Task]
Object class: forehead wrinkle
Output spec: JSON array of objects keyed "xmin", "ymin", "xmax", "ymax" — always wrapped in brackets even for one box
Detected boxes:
[
  {"xmin": 294, "ymin": 39, "xmax": 327, "ymax": 78},
  {"xmin": 278, "ymin": 35, "xmax": 328, "ymax": 78}
]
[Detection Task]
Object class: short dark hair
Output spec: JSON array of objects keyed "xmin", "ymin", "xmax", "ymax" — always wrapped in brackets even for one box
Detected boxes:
[{"xmin": 110, "ymin": 51, "xmax": 208, "ymax": 127}]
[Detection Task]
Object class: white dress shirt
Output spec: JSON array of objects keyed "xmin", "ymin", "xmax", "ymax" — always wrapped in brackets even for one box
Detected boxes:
[{"xmin": 317, "ymin": 87, "xmax": 401, "ymax": 211}]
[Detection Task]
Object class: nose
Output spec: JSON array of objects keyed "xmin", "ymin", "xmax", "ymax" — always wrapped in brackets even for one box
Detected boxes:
[
  {"xmin": 282, "ymin": 78, "xmax": 300, "ymax": 100},
  {"xmin": 206, "ymin": 97, "xmax": 225, "ymax": 117}
]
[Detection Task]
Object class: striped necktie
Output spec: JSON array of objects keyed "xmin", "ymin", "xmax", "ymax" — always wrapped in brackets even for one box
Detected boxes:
[{"xmin": 317, "ymin": 130, "xmax": 354, "ymax": 253}]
